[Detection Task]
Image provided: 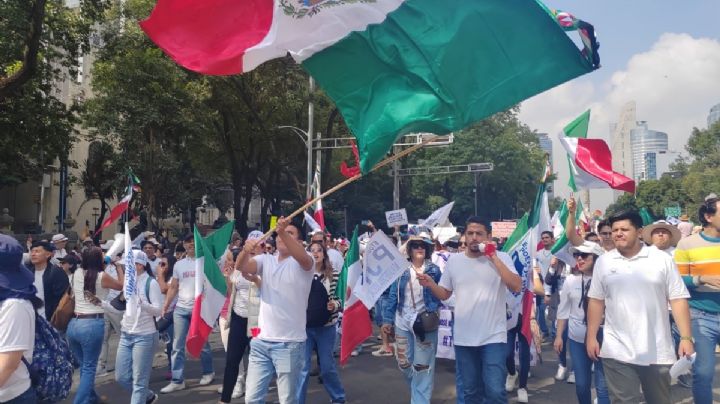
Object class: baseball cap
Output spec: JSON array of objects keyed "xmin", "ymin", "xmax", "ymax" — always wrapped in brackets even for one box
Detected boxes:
[
  {"xmin": 52, "ymin": 234, "xmax": 68, "ymax": 243},
  {"xmin": 569, "ymin": 241, "xmax": 604, "ymax": 256}
]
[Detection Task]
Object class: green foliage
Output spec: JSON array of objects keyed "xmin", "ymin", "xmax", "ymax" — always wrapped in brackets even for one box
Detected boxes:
[
  {"xmin": 605, "ymin": 193, "xmax": 638, "ymax": 218},
  {"xmin": 0, "ymin": 0, "xmax": 108, "ymax": 186}
]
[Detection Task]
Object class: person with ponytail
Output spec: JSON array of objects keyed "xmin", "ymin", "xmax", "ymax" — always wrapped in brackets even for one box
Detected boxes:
[{"xmin": 66, "ymin": 247, "xmax": 123, "ymax": 404}]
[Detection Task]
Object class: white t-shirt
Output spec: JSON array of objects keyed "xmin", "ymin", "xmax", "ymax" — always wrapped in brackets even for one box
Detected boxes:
[
  {"xmin": 121, "ymin": 272, "xmax": 164, "ymax": 335},
  {"xmin": 33, "ymin": 268, "xmax": 46, "ymax": 319},
  {"xmin": 588, "ymin": 245, "xmax": 690, "ymax": 365},
  {"xmin": 557, "ymin": 273, "xmax": 592, "ymax": 343},
  {"xmin": 254, "ymin": 253, "xmax": 314, "ymax": 342},
  {"xmin": 439, "ymin": 252, "xmax": 515, "ymax": 347},
  {"xmin": 231, "ymin": 271, "xmax": 252, "ymax": 318},
  {"xmin": 535, "ymin": 249, "xmax": 553, "ymax": 295},
  {"xmin": 327, "ymin": 249, "xmax": 344, "ymax": 274},
  {"xmin": 172, "ymin": 257, "xmax": 197, "ymax": 310},
  {"xmin": 0, "ymin": 299, "xmax": 35, "ymax": 402},
  {"xmin": 104, "ymin": 264, "xmax": 121, "ymax": 301},
  {"xmin": 394, "ymin": 267, "xmax": 426, "ymax": 331}
]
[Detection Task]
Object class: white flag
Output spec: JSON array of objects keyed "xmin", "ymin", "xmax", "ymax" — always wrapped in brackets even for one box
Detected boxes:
[
  {"xmin": 353, "ymin": 232, "xmax": 407, "ymax": 309},
  {"xmin": 422, "ymin": 201, "xmax": 455, "ymax": 228}
]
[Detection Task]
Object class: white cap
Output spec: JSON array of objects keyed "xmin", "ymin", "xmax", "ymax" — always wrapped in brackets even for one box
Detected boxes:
[
  {"xmin": 569, "ymin": 241, "xmax": 604, "ymax": 256},
  {"xmin": 52, "ymin": 234, "xmax": 68, "ymax": 243},
  {"xmin": 123, "ymin": 249, "xmax": 148, "ymax": 266}
]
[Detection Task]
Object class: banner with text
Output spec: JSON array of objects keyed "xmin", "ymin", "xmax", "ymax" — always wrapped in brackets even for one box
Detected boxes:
[
  {"xmin": 353, "ymin": 231, "xmax": 408, "ymax": 309},
  {"xmin": 491, "ymin": 221, "xmax": 517, "ymax": 238},
  {"xmin": 385, "ymin": 208, "xmax": 409, "ymax": 227}
]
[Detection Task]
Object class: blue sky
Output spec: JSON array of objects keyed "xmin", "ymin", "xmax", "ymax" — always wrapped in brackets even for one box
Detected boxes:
[{"xmin": 519, "ymin": 0, "xmax": 720, "ymax": 211}]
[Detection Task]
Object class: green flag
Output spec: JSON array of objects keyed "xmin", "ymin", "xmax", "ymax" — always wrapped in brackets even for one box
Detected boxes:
[{"xmin": 336, "ymin": 226, "xmax": 359, "ymax": 308}]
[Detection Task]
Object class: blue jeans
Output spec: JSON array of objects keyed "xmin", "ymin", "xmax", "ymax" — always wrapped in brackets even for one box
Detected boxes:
[
  {"xmin": 67, "ymin": 317, "xmax": 105, "ymax": 404},
  {"xmin": 394, "ymin": 327, "xmax": 438, "ymax": 404},
  {"xmin": 299, "ymin": 325, "xmax": 345, "ymax": 404},
  {"xmin": 691, "ymin": 308, "xmax": 720, "ymax": 404},
  {"xmin": 115, "ymin": 332, "xmax": 158, "ymax": 404},
  {"xmin": 455, "ymin": 343, "xmax": 507, "ymax": 404},
  {"xmin": 171, "ymin": 306, "xmax": 213, "ymax": 383},
  {"xmin": 568, "ymin": 335, "xmax": 610, "ymax": 404},
  {"xmin": 558, "ymin": 326, "xmax": 568, "ymax": 367},
  {"xmin": 245, "ymin": 339, "xmax": 306, "ymax": 404},
  {"xmin": 535, "ymin": 295, "xmax": 549, "ymax": 336},
  {"xmin": 455, "ymin": 359, "xmax": 465, "ymax": 404}
]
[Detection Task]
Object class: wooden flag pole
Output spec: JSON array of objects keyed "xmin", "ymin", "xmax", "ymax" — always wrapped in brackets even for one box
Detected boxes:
[{"xmin": 262, "ymin": 135, "xmax": 440, "ymax": 239}]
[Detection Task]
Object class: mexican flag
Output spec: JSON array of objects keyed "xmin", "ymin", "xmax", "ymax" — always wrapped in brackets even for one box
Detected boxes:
[
  {"xmin": 94, "ymin": 173, "xmax": 140, "ymax": 237},
  {"xmin": 503, "ymin": 174, "xmax": 551, "ymax": 347},
  {"xmin": 186, "ymin": 221, "xmax": 234, "ymax": 357},
  {"xmin": 310, "ymin": 171, "xmax": 325, "ymax": 231},
  {"xmin": 560, "ymin": 110, "xmax": 635, "ymax": 193},
  {"xmin": 141, "ymin": 0, "xmax": 599, "ymax": 173},
  {"xmin": 336, "ymin": 226, "xmax": 370, "ymax": 366},
  {"xmin": 550, "ymin": 200, "xmax": 585, "ymax": 267}
]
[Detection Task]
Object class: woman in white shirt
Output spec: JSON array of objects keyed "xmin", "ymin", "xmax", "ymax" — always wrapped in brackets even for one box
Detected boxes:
[
  {"xmin": 554, "ymin": 242, "xmax": 609, "ymax": 404},
  {"xmin": 114, "ymin": 250, "xmax": 164, "ymax": 404},
  {"xmin": 66, "ymin": 247, "xmax": 124, "ymax": 404}
]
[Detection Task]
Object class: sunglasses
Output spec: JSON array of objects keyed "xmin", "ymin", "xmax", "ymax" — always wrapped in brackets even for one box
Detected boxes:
[
  {"xmin": 459, "ymin": 242, "xmax": 467, "ymax": 247},
  {"xmin": 408, "ymin": 242, "xmax": 426, "ymax": 250},
  {"xmin": 572, "ymin": 252, "xmax": 592, "ymax": 259}
]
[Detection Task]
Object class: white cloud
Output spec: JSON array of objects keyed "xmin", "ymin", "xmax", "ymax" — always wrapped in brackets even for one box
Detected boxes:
[{"xmin": 520, "ymin": 33, "xmax": 720, "ymax": 211}]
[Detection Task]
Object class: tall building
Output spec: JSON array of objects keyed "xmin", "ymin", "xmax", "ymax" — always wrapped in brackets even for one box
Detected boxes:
[
  {"xmin": 630, "ymin": 122, "xmax": 668, "ymax": 181},
  {"xmin": 610, "ymin": 101, "xmax": 637, "ymax": 179},
  {"xmin": 536, "ymin": 133, "xmax": 554, "ymax": 196},
  {"xmin": 709, "ymin": 103, "xmax": 720, "ymax": 128}
]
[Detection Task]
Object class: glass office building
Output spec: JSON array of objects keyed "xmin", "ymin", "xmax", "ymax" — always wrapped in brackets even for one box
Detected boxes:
[{"xmin": 630, "ymin": 122, "xmax": 668, "ymax": 182}]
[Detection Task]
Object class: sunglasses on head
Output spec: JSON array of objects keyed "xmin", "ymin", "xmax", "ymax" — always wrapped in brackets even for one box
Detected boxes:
[{"xmin": 572, "ymin": 252, "xmax": 592, "ymax": 259}]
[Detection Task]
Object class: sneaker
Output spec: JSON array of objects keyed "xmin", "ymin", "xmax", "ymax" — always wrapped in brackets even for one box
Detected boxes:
[
  {"xmin": 371, "ymin": 348, "xmax": 393, "ymax": 357},
  {"xmin": 231, "ymin": 384, "xmax": 244, "ymax": 399},
  {"xmin": 351, "ymin": 349, "xmax": 360, "ymax": 357},
  {"xmin": 517, "ymin": 388, "xmax": 529, "ymax": 403},
  {"xmin": 554, "ymin": 365, "xmax": 567, "ymax": 381},
  {"xmin": 505, "ymin": 373, "xmax": 518, "ymax": 392},
  {"xmin": 146, "ymin": 393, "xmax": 159, "ymax": 404},
  {"xmin": 217, "ymin": 386, "xmax": 223, "ymax": 394},
  {"xmin": 160, "ymin": 382, "xmax": 185, "ymax": 394},
  {"xmin": 677, "ymin": 373, "xmax": 692, "ymax": 388},
  {"xmin": 567, "ymin": 372, "xmax": 575, "ymax": 384},
  {"xmin": 198, "ymin": 372, "xmax": 215, "ymax": 386}
]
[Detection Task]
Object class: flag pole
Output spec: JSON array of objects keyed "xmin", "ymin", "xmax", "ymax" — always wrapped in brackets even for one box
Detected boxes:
[{"xmin": 261, "ymin": 135, "xmax": 440, "ymax": 239}]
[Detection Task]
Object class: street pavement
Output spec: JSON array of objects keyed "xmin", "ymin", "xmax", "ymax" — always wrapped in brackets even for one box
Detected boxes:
[{"xmin": 62, "ymin": 328, "xmax": 715, "ymax": 403}]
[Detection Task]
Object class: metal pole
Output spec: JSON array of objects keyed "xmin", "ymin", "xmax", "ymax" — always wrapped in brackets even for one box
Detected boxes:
[
  {"xmin": 474, "ymin": 172, "xmax": 478, "ymax": 216},
  {"xmin": 306, "ymin": 77, "xmax": 315, "ymax": 201},
  {"xmin": 393, "ymin": 146, "xmax": 400, "ymax": 210},
  {"xmin": 315, "ymin": 131, "xmax": 322, "ymax": 201},
  {"xmin": 58, "ymin": 163, "xmax": 67, "ymax": 232}
]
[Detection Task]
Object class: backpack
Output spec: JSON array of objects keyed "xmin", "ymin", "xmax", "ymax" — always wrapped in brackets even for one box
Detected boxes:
[
  {"xmin": 22, "ymin": 315, "xmax": 74, "ymax": 403},
  {"xmin": 306, "ymin": 275, "xmax": 332, "ymax": 328}
]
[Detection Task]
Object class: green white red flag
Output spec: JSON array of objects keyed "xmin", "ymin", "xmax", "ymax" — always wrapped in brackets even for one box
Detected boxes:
[
  {"xmin": 141, "ymin": 0, "xmax": 599, "ymax": 173},
  {"xmin": 186, "ymin": 221, "xmax": 234, "ymax": 357}
]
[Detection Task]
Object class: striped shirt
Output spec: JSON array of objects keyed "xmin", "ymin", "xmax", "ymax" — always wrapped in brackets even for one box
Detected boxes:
[{"xmin": 675, "ymin": 231, "xmax": 720, "ymax": 313}]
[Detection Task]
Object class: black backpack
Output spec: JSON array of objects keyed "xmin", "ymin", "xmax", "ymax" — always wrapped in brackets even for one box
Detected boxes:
[{"xmin": 306, "ymin": 274, "xmax": 332, "ymax": 328}]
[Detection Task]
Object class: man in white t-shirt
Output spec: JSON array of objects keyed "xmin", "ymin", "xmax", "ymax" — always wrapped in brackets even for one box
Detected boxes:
[
  {"xmin": 420, "ymin": 217, "xmax": 521, "ymax": 403},
  {"xmin": 160, "ymin": 234, "xmax": 215, "ymax": 393},
  {"xmin": 0, "ymin": 234, "xmax": 38, "ymax": 403},
  {"xmin": 586, "ymin": 210, "xmax": 693, "ymax": 404},
  {"xmin": 236, "ymin": 216, "xmax": 314, "ymax": 404},
  {"xmin": 142, "ymin": 240, "xmax": 161, "ymax": 273}
]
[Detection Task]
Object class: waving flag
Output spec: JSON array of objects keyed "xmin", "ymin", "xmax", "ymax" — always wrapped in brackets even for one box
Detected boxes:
[
  {"xmin": 336, "ymin": 226, "xmax": 370, "ymax": 365},
  {"xmin": 123, "ymin": 223, "xmax": 139, "ymax": 325},
  {"xmin": 186, "ymin": 222, "xmax": 234, "ymax": 357},
  {"xmin": 141, "ymin": 0, "xmax": 599, "ymax": 173},
  {"xmin": 95, "ymin": 173, "xmax": 140, "ymax": 237},
  {"xmin": 310, "ymin": 171, "xmax": 325, "ymax": 230},
  {"xmin": 560, "ymin": 110, "xmax": 635, "ymax": 193}
]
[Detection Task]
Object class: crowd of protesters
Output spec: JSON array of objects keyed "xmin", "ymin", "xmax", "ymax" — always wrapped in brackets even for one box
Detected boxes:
[{"xmin": 0, "ymin": 192, "xmax": 718, "ymax": 404}]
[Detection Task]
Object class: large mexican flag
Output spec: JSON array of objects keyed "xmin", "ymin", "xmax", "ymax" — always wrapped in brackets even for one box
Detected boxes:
[
  {"xmin": 141, "ymin": 0, "xmax": 599, "ymax": 173},
  {"xmin": 186, "ymin": 221, "xmax": 234, "ymax": 357}
]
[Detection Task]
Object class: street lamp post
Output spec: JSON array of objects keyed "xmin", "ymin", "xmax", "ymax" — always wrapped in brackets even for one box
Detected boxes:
[{"xmin": 277, "ymin": 126, "xmax": 313, "ymax": 201}]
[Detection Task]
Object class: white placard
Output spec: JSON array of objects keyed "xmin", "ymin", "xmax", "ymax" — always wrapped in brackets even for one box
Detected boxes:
[
  {"xmin": 385, "ymin": 208, "xmax": 409, "ymax": 227},
  {"xmin": 353, "ymin": 232, "xmax": 408, "ymax": 309},
  {"xmin": 422, "ymin": 201, "xmax": 454, "ymax": 228}
]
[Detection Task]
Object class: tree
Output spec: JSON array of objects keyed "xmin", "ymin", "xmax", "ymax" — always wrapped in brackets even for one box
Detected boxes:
[
  {"xmin": 605, "ymin": 193, "xmax": 638, "ymax": 218},
  {"xmin": 680, "ymin": 122, "xmax": 720, "ymax": 209},
  {"xmin": 1, "ymin": 0, "xmax": 109, "ymax": 186},
  {"xmin": 79, "ymin": 141, "xmax": 119, "ymax": 231}
]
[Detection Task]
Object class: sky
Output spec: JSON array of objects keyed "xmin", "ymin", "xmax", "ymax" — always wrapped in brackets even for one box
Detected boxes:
[{"xmin": 518, "ymin": 0, "xmax": 720, "ymax": 212}]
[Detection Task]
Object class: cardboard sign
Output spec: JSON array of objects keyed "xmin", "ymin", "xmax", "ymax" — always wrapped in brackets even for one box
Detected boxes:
[
  {"xmin": 491, "ymin": 221, "xmax": 517, "ymax": 238},
  {"xmin": 385, "ymin": 208, "xmax": 408, "ymax": 227}
]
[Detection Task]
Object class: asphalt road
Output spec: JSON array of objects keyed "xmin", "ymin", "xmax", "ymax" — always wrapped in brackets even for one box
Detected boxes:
[{"xmin": 61, "ymin": 329, "xmax": 713, "ymax": 403}]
